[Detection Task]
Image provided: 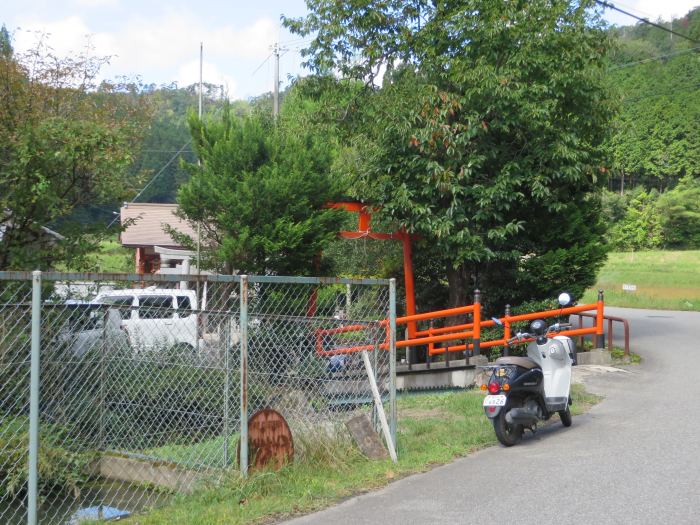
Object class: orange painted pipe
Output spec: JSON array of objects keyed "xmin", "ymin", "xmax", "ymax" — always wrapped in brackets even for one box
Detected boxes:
[
  {"xmin": 428, "ymin": 326, "xmax": 600, "ymax": 356},
  {"xmin": 505, "ymin": 303, "xmax": 597, "ymax": 323},
  {"xmin": 397, "ymin": 330, "xmax": 475, "ymax": 348},
  {"xmin": 396, "ymin": 304, "xmax": 475, "ymax": 325},
  {"xmin": 317, "ymin": 324, "xmax": 368, "ymax": 336}
]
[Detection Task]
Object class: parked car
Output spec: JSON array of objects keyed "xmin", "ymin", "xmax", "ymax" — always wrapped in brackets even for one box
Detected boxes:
[
  {"xmin": 93, "ymin": 287, "xmax": 202, "ymax": 353},
  {"xmin": 54, "ymin": 303, "xmax": 128, "ymax": 357}
]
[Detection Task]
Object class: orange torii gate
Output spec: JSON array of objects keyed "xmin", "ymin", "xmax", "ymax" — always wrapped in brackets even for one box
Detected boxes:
[
  {"xmin": 322, "ymin": 201, "xmax": 607, "ymax": 361},
  {"xmin": 326, "ymin": 201, "xmax": 419, "ymax": 338}
]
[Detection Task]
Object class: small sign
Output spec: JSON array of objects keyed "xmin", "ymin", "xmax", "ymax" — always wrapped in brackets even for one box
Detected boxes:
[
  {"xmin": 239, "ymin": 409, "xmax": 294, "ymax": 471},
  {"xmin": 622, "ymin": 283, "xmax": 637, "ymax": 292}
]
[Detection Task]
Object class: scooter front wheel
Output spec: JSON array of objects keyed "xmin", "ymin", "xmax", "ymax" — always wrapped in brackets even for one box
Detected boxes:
[
  {"xmin": 559, "ymin": 402, "xmax": 572, "ymax": 427},
  {"xmin": 493, "ymin": 406, "xmax": 523, "ymax": 447}
]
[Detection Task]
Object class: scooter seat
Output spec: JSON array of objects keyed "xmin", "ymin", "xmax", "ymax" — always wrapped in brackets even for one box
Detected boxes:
[{"xmin": 495, "ymin": 356, "xmax": 540, "ymax": 370}]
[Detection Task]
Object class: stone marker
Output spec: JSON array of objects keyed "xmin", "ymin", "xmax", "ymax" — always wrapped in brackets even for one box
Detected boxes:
[{"xmin": 345, "ymin": 413, "xmax": 388, "ymax": 460}]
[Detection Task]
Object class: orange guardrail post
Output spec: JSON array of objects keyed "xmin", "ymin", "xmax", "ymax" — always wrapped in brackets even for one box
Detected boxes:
[
  {"xmin": 472, "ymin": 289, "xmax": 481, "ymax": 357},
  {"xmin": 596, "ymin": 289, "xmax": 605, "ymax": 348},
  {"xmin": 503, "ymin": 304, "xmax": 511, "ymax": 357},
  {"xmin": 428, "ymin": 321, "xmax": 435, "ymax": 359},
  {"xmin": 401, "ymin": 232, "xmax": 418, "ymax": 338}
]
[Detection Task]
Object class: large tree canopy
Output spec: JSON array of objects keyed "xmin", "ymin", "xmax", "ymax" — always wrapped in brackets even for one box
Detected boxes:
[
  {"xmin": 0, "ymin": 36, "xmax": 151, "ymax": 270},
  {"xmin": 285, "ymin": 0, "xmax": 614, "ymax": 310}
]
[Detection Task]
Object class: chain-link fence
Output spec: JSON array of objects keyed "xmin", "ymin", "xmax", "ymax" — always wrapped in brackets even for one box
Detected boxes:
[{"xmin": 0, "ymin": 272, "xmax": 395, "ymax": 525}]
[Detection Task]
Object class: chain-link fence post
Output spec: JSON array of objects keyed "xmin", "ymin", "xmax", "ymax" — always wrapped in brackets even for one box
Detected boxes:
[
  {"xmin": 223, "ymin": 313, "xmax": 231, "ymax": 468},
  {"xmin": 389, "ymin": 278, "xmax": 397, "ymax": 455},
  {"xmin": 28, "ymin": 270, "xmax": 42, "ymax": 525},
  {"xmin": 239, "ymin": 275, "xmax": 249, "ymax": 477},
  {"xmin": 99, "ymin": 308, "xmax": 107, "ymax": 452}
]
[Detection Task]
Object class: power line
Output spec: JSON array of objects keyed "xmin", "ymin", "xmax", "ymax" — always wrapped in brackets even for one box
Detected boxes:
[
  {"xmin": 595, "ymin": 1, "xmax": 700, "ymax": 44},
  {"xmin": 609, "ymin": 46, "xmax": 700, "ymax": 70},
  {"xmin": 106, "ymin": 140, "xmax": 192, "ymax": 229},
  {"xmin": 252, "ymin": 53, "xmax": 272, "ymax": 76},
  {"xmin": 607, "ymin": 0, "xmax": 655, "ymax": 20},
  {"xmin": 622, "ymin": 82, "xmax": 700, "ymax": 103},
  {"xmin": 279, "ymin": 37, "xmax": 313, "ymax": 45}
]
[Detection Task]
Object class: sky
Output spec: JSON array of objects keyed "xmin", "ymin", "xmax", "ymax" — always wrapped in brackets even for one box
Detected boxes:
[{"xmin": 2, "ymin": 0, "xmax": 698, "ymax": 100}]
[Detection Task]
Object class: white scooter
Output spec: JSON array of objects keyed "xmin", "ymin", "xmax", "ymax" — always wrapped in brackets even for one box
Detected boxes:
[{"xmin": 482, "ymin": 293, "xmax": 576, "ymax": 446}]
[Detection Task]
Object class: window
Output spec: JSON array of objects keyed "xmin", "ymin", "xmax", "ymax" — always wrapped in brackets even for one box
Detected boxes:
[
  {"xmin": 138, "ymin": 296, "xmax": 174, "ymax": 320},
  {"xmin": 177, "ymin": 295, "xmax": 192, "ymax": 313},
  {"xmin": 100, "ymin": 296, "xmax": 134, "ymax": 319}
]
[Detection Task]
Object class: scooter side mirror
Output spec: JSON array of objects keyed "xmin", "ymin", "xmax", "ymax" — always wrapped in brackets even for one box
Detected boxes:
[{"xmin": 558, "ymin": 292, "xmax": 572, "ymax": 307}]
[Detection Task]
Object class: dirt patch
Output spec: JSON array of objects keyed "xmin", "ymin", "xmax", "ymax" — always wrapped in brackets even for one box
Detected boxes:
[{"xmin": 572, "ymin": 364, "xmax": 632, "ymax": 384}]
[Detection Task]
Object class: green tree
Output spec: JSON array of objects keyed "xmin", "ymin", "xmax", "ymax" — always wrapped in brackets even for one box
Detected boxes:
[
  {"xmin": 285, "ymin": 0, "xmax": 614, "ymax": 309},
  {"xmin": 177, "ymin": 104, "xmax": 343, "ymax": 275},
  {"xmin": 657, "ymin": 177, "xmax": 700, "ymax": 248},
  {"xmin": 0, "ymin": 35, "xmax": 151, "ymax": 270},
  {"xmin": 609, "ymin": 189, "xmax": 663, "ymax": 250},
  {"xmin": 0, "ymin": 25, "xmax": 12, "ymax": 58}
]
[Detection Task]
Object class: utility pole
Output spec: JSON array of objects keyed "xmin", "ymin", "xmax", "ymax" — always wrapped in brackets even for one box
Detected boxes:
[
  {"xmin": 273, "ymin": 42, "xmax": 280, "ymax": 117},
  {"xmin": 271, "ymin": 42, "xmax": 287, "ymax": 117},
  {"xmin": 197, "ymin": 42, "xmax": 203, "ymax": 276}
]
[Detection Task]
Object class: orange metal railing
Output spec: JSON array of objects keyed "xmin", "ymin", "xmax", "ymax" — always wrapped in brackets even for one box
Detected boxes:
[{"xmin": 315, "ymin": 290, "xmax": 606, "ymax": 359}]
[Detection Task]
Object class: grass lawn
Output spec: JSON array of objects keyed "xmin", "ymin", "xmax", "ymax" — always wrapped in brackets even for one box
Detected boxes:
[
  {"xmin": 581, "ymin": 250, "xmax": 700, "ymax": 311},
  {"xmin": 121, "ymin": 384, "xmax": 599, "ymax": 525},
  {"xmin": 95, "ymin": 238, "xmax": 133, "ymax": 273},
  {"xmin": 58, "ymin": 237, "xmax": 133, "ymax": 273}
]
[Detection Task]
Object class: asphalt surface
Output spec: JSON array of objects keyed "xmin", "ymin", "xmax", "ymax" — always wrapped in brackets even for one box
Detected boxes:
[{"xmin": 282, "ymin": 307, "xmax": 700, "ymax": 525}]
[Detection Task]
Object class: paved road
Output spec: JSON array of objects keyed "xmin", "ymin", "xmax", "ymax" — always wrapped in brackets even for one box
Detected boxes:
[{"xmin": 283, "ymin": 307, "xmax": 700, "ymax": 525}]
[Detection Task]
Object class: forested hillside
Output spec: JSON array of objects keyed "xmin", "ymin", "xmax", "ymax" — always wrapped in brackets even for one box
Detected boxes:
[{"xmin": 603, "ymin": 7, "xmax": 700, "ymax": 250}]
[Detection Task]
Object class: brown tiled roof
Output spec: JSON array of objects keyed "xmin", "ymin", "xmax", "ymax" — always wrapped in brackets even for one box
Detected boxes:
[{"xmin": 120, "ymin": 203, "xmax": 197, "ymax": 248}]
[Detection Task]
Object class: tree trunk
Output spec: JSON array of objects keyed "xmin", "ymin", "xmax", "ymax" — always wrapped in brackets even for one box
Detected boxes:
[{"xmin": 446, "ymin": 264, "xmax": 470, "ymax": 326}]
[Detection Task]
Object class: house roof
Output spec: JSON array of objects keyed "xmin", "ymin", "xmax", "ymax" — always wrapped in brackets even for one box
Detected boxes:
[{"xmin": 120, "ymin": 203, "xmax": 197, "ymax": 248}]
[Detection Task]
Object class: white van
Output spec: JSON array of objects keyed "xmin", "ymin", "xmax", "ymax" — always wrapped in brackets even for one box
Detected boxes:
[{"xmin": 94, "ymin": 287, "xmax": 200, "ymax": 352}]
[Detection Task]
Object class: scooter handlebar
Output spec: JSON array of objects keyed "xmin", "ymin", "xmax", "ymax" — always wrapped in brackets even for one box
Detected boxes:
[{"xmin": 507, "ymin": 332, "xmax": 531, "ymax": 345}]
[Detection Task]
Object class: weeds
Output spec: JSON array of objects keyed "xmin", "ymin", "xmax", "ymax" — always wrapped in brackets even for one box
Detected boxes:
[{"xmin": 124, "ymin": 385, "xmax": 600, "ymax": 524}]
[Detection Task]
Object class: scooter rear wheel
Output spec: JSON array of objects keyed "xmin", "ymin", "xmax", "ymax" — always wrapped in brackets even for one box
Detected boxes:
[{"xmin": 493, "ymin": 406, "xmax": 523, "ymax": 446}]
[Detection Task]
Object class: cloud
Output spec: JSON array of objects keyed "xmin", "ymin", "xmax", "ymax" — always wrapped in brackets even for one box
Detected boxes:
[
  {"xmin": 104, "ymin": 10, "xmax": 277, "ymax": 74},
  {"xmin": 11, "ymin": 9, "xmax": 282, "ymax": 95},
  {"xmin": 13, "ymin": 15, "xmax": 112, "ymax": 58},
  {"xmin": 71, "ymin": 0, "xmax": 120, "ymax": 7},
  {"xmin": 612, "ymin": 0, "xmax": 698, "ymax": 21},
  {"xmin": 177, "ymin": 60, "xmax": 238, "ymax": 99}
]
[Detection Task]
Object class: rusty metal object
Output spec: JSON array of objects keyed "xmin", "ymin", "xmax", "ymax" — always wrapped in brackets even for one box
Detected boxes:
[
  {"xmin": 239, "ymin": 409, "xmax": 293, "ymax": 472},
  {"xmin": 577, "ymin": 312, "xmax": 630, "ymax": 357}
]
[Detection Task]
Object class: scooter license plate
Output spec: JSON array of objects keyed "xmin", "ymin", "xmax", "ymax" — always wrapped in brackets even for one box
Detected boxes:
[{"xmin": 483, "ymin": 395, "xmax": 507, "ymax": 407}]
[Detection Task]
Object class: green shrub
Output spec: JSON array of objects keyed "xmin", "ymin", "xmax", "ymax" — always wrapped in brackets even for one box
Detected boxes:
[
  {"xmin": 609, "ymin": 189, "xmax": 663, "ymax": 250},
  {"xmin": 0, "ymin": 416, "xmax": 97, "ymax": 498},
  {"xmin": 658, "ymin": 177, "xmax": 700, "ymax": 249}
]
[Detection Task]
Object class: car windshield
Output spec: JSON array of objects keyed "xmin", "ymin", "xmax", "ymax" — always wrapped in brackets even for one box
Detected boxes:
[{"xmin": 61, "ymin": 304, "xmax": 104, "ymax": 332}]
